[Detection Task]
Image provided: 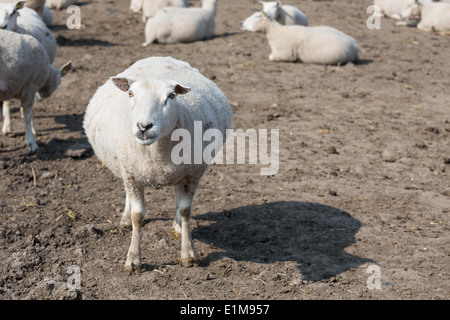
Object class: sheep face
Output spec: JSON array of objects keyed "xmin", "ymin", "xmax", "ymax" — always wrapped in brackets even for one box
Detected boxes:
[
  {"xmin": 111, "ymin": 78, "xmax": 190, "ymax": 146},
  {"xmin": 259, "ymin": 1, "xmax": 281, "ymax": 20},
  {"xmin": 241, "ymin": 11, "xmax": 269, "ymax": 32},
  {"xmin": 0, "ymin": 1, "xmax": 26, "ymax": 31},
  {"xmin": 401, "ymin": 2, "xmax": 421, "ymax": 20},
  {"xmin": 37, "ymin": 61, "xmax": 72, "ymax": 100}
]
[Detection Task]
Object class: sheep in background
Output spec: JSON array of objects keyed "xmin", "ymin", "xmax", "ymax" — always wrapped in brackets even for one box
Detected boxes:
[
  {"xmin": 373, "ymin": 0, "xmax": 433, "ymax": 20},
  {"xmin": 83, "ymin": 56, "xmax": 232, "ymax": 271},
  {"xmin": 416, "ymin": 2, "xmax": 450, "ymax": 32},
  {"xmin": 0, "ymin": 0, "xmax": 52, "ymax": 26},
  {"xmin": 241, "ymin": 12, "xmax": 359, "ymax": 65},
  {"xmin": 45, "ymin": 0, "xmax": 78, "ymax": 10},
  {"xmin": 143, "ymin": 0, "xmax": 216, "ymax": 46},
  {"xmin": 130, "ymin": 0, "xmax": 144, "ymax": 12},
  {"xmin": 0, "ymin": 30, "xmax": 72, "ymax": 151},
  {"xmin": 142, "ymin": 0, "xmax": 188, "ymax": 22},
  {"xmin": 259, "ymin": 1, "xmax": 308, "ymax": 26},
  {"xmin": 0, "ymin": 3, "xmax": 57, "ymax": 134}
]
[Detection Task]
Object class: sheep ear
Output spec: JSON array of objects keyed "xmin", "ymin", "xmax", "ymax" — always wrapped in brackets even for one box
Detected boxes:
[
  {"xmin": 111, "ymin": 77, "xmax": 135, "ymax": 92},
  {"xmin": 15, "ymin": 1, "xmax": 27, "ymax": 10},
  {"xmin": 174, "ymin": 84, "xmax": 190, "ymax": 95},
  {"xmin": 61, "ymin": 61, "xmax": 73, "ymax": 77},
  {"xmin": 276, "ymin": 1, "xmax": 281, "ymax": 8}
]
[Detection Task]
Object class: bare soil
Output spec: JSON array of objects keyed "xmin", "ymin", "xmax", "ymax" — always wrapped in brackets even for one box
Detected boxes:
[{"xmin": 0, "ymin": 0, "xmax": 449, "ymax": 300}]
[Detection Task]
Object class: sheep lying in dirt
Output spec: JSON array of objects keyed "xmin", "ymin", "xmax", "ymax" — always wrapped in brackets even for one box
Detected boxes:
[
  {"xmin": 373, "ymin": 0, "xmax": 432, "ymax": 20},
  {"xmin": 83, "ymin": 56, "xmax": 232, "ymax": 271},
  {"xmin": 259, "ymin": 1, "xmax": 308, "ymax": 26},
  {"xmin": 241, "ymin": 12, "xmax": 359, "ymax": 65},
  {"xmin": 143, "ymin": 0, "xmax": 216, "ymax": 46},
  {"xmin": 45, "ymin": 0, "xmax": 78, "ymax": 10},
  {"xmin": 0, "ymin": 30, "xmax": 72, "ymax": 151},
  {"xmin": 142, "ymin": 0, "xmax": 188, "ymax": 22},
  {"xmin": 405, "ymin": 1, "xmax": 450, "ymax": 32}
]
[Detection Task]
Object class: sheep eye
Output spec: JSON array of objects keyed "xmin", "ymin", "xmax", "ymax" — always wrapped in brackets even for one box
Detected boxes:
[
  {"xmin": 128, "ymin": 91, "xmax": 134, "ymax": 98},
  {"xmin": 168, "ymin": 92, "xmax": 175, "ymax": 99}
]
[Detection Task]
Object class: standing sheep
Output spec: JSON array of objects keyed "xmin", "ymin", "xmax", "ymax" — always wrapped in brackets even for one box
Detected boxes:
[
  {"xmin": 0, "ymin": 30, "xmax": 72, "ymax": 151},
  {"xmin": 142, "ymin": 0, "xmax": 188, "ymax": 23},
  {"xmin": 83, "ymin": 56, "xmax": 232, "ymax": 271},
  {"xmin": 241, "ymin": 12, "xmax": 359, "ymax": 65},
  {"xmin": 143, "ymin": 0, "xmax": 216, "ymax": 46},
  {"xmin": 258, "ymin": 1, "xmax": 308, "ymax": 26},
  {"xmin": 0, "ymin": 3, "xmax": 57, "ymax": 134},
  {"xmin": 0, "ymin": 0, "xmax": 44, "ymax": 15}
]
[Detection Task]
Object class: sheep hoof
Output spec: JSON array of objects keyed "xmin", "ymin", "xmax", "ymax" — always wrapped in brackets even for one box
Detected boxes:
[
  {"xmin": 120, "ymin": 215, "xmax": 132, "ymax": 229},
  {"xmin": 178, "ymin": 257, "xmax": 198, "ymax": 268},
  {"xmin": 121, "ymin": 263, "xmax": 143, "ymax": 274},
  {"xmin": 172, "ymin": 220, "xmax": 182, "ymax": 235}
]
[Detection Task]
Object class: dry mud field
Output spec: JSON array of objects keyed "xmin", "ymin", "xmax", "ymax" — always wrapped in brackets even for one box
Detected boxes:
[{"xmin": 0, "ymin": 0, "xmax": 449, "ymax": 300}]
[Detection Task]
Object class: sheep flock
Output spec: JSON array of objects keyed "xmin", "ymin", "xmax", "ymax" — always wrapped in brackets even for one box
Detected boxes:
[{"xmin": 0, "ymin": 0, "xmax": 449, "ymax": 300}]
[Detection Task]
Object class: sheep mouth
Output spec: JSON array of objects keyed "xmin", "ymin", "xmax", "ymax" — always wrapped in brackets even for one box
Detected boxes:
[{"xmin": 135, "ymin": 133, "xmax": 159, "ymax": 146}]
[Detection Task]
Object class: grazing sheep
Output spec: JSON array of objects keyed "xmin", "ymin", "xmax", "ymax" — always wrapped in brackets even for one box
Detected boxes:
[
  {"xmin": 142, "ymin": 0, "xmax": 188, "ymax": 22},
  {"xmin": 0, "ymin": 3, "xmax": 57, "ymax": 134},
  {"xmin": 143, "ymin": 0, "xmax": 216, "ymax": 46},
  {"xmin": 242, "ymin": 12, "xmax": 359, "ymax": 65},
  {"xmin": 0, "ymin": 30, "xmax": 72, "ymax": 151},
  {"xmin": 83, "ymin": 56, "xmax": 232, "ymax": 271},
  {"xmin": 258, "ymin": 1, "xmax": 308, "ymax": 26},
  {"xmin": 45, "ymin": 0, "xmax": 78, "ymax": 10}
]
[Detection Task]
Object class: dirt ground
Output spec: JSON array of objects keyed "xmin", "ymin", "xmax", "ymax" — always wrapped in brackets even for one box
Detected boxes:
[{"xmin": 0, "ymin": 0, "xmax": 449, "ymax": 300}]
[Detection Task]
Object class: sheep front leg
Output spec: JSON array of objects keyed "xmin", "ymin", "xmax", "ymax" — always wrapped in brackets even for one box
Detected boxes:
[
  {"xmin": 173, "ymin": 175, "xmax": 201, "ymax": 267},
  {"xmin": 20, "ymin": 92, "xmax": 38, "ymax": 152},
  {"xmin": 123, "ymin": 177, "xmax": 145, "ymax": 272}
]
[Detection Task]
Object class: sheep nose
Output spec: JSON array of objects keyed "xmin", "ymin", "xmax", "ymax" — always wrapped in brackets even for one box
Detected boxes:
[{"xmin": 137, "ymin": 122, "xmax": 153, "ymax": 133}]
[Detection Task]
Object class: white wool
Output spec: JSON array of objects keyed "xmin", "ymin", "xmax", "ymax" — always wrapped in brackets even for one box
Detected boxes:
[
  {"xmin": 242, "ymin": 13, "xmax": 359, "ymax": 65},
  {"xmin": 83, "ymin": 56, "xmax": 232, "ymax": 270},
  {"xmin": 143, "ymin": 0, "xmax": 216, "ymax": 45},
  {"xmin": 129, "ymin": 0, "xmax": 144, "ymax": 12},
  {"xmin": 373, "ymin": 0, "xmax": 432, "ymax": 20},
  {"xmin": 417, "ymin": 2, "xmax": 450, "ymax": 32},
  {"xmin": 142, "ymin": 0, "xmax": 188, "ymax": 22},
  {"xmin": 259, "ymin": 1, "xmax": 308, "ymax": 26},
  {"xmin": 45, "ymin": 0, "xmax": 78, "ymax": 10},
  {"xmin": 0, "ymin": 30, "xmax": 72, "ymax": 151}
]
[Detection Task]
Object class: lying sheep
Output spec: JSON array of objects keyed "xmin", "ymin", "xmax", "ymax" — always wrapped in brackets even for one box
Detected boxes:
[
  {"xmin": 416, "ymin": 2, "xmax": 450, "ymax": 32},
  {"xmin": 259, "ymin": 1, "xmax": 308, "ymax": 26},
  {"xmin": 0, "ymin": 30, "xmax": 72, "ymax": 151},
  {"xmin": 373, "ymin": 0, "xmax": 432, "ymax": 20},
  {"xmin": 143, "ymin": 0, "xmax": 216, "ymax": 46},
  {"xmin": 242, "ymin": 12, "xmax": 359, "ymax": 65},
  {"xmin": 83, "ymin": 56, "xmax": 232, "ymax": 271},
  {"xmin": 45, "ymin": 0, "xmax": 78, "ymax": 10},
  {"xmin": 142, "ymin": 0, "xmax": 188, "ymax": 22}
]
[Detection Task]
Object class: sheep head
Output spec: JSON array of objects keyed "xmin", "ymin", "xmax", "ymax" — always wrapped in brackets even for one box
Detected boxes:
[
  {"xmin": 0, "ymin": 1, "xmax": 26, "ymax": 31},
  {"xmin": 37, "ymin": 61, "xmax": 73, "ymax": 100},
  {"xmin": 241, "ymin": 10, "xmax": 271, "ymax": 33},
  {"xmin": 111, "ymin": 78, "xmax": 191, "ymax": 146}
]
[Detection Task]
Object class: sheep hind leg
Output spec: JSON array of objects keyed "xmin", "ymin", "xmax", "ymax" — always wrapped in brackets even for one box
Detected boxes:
[
  {"xmin": 21, "ymin": 92, "xmax": 39, "ymax": 152},
  {"xmin": 120, "ymin": 193, "xmax": 132, "ymax": 229},
  {"xmin": 2, "ymin": 101, "xmax": 12, "ymax": 135},
  {"xmin": 122, "ymin": 177, "xmax": 145, "ymax": 273},
  {"xmin": 173, "ymin": 175, "xmax": 201, "ymax": 267}
]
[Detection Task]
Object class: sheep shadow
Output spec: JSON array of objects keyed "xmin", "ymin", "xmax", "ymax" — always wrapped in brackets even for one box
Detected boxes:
[
  {"xmin": 55, "ymin": 35, "xmax": 119, "ymax": 47},
  {"xmin": 193, "ymin": 201, "xmax": 372, "ymax": 282}
]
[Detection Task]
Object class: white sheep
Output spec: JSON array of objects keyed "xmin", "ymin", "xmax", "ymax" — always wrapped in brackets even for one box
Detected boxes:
[
  {"xmin": 0, "ymin": 0, "xmax": 45, "ymax": 15},
  {"xmin": 0, "ymin": 3, "xmax": 57, "ymax": 134},
  {"xmin": 373, "ymin": 0, "xmax": 432, "ymax": 20},
  {"xmin": 416, "ymin": 2, "xmax": 450, "ymax": 32},
  {"xmin": 130, "ymin": 0, "xmax": 144, "ymax": 12},
  {"xmin": 0, "ymin": 30, "xmax": 72, "ymax": 151},
  {"xmin": 83, "ymin": 56, "xmax": 232, "ymax": 271},
  {"xmin": 143, "ymin": 0, "xmax": 216, "ymax": 46},
  {"xmin": 241, "ymin": 12, "xmax": 359, "ymax": 65},
  {"xmin": 258, "ymin": 1, "xmax": 308, "ymax": 26},
  {"xmin": 45, "ymin": 0, "xmax": 78, "ymax": 10},
  {"xmin": 142, "ymin": 0, "xmax": 188, "ymax": 22}
]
